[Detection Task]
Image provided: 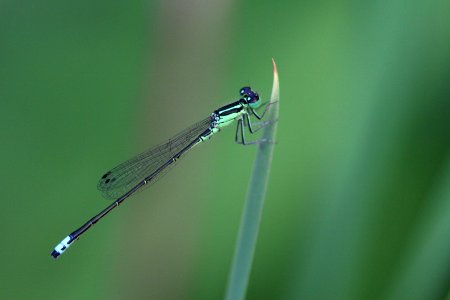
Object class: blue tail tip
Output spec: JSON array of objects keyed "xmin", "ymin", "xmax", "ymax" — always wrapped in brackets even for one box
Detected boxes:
[{"xmin": 51, "ymin": 250, "xmax": 60, "ymax": 259}]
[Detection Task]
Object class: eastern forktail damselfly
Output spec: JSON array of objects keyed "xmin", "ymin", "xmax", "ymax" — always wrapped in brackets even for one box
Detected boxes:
[{"xmin": 51, "ymin": 86, "xmax": 275, "ymax": 258}]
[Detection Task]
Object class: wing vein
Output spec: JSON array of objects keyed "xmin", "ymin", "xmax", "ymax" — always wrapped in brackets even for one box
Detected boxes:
[{"xmin": 97, "ymin": 116, "xmax": 212, "ymax": 199}]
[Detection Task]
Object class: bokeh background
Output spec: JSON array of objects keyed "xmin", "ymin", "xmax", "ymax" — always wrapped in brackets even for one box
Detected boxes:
[{"xmin": 1, "ymin": 0, "xmax": 449, "ymax": 299}]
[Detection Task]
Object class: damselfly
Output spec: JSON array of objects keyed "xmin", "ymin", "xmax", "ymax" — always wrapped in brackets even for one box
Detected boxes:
[{"xmin": 51, "ymin": 86, "xmax": 275, "ymax": 258}]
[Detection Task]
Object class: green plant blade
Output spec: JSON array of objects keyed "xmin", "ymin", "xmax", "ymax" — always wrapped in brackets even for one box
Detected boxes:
[{"xmin": 225, "ymin": 59, "xmax": 280, "ymax": 300}]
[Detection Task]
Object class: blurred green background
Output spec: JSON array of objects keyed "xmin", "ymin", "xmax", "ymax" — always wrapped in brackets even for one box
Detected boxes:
[{"xmin": 1, "ymin": 0, "xmax": 449, "ymax": 299}]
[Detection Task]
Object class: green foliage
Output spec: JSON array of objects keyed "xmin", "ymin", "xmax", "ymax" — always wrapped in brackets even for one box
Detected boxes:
[{"xmin": 1, "ymin": 1, "xmax": 449, "ymax": 299}]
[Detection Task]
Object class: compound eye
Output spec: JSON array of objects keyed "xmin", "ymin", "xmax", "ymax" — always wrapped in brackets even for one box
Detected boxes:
[
  {"xmin": 250, "ymin": 96, "xmax": 258, "ymax": 103},
  {"xmin": 240, "ymin": 86, "xmax": 251, "ymax": 96}
]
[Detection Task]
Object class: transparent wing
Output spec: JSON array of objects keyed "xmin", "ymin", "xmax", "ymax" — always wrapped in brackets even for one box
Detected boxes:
[{"xmin": 97, "ymin": 116, "xmax": 212, "ymax": 200}]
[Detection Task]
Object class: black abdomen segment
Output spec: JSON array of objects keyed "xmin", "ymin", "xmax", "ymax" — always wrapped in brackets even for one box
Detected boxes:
[{"xmin": 67, "ymin": 130, "xmax": 209, "ymax": 242}]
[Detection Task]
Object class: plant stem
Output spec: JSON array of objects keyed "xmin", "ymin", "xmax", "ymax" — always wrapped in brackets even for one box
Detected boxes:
[{"xmin": 225, "ymin": 59, "xmax": 280, "ymax": 300}]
